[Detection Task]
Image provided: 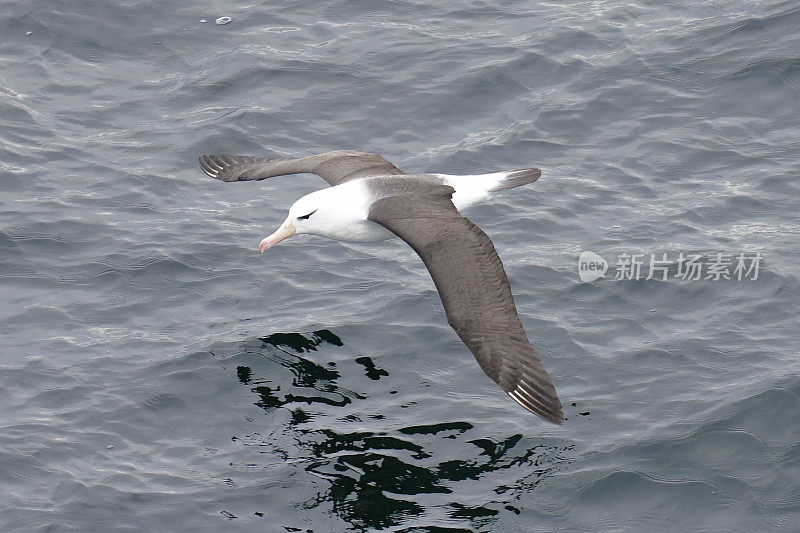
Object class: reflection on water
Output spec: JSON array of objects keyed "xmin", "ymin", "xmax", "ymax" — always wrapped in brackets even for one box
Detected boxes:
[
  {"xmin": 227, "ymin": 331, "xmax": 573, "ymax": 531},
  {"xmin": 261, "ymin": 330, "xmax": 344, "ymax": 352},
  {"xmin": 355, "ymin": 356, "xmax": 389, "ymax": 381},
  {"xmin": 235, "ymin": 329, "xmax": 363, "ymax": 409}
]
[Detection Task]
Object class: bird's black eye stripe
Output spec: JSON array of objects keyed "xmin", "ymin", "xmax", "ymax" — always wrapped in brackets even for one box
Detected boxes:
[{"xmin": 297, "ymin": 209, "xmax": 317, "ymax": 220}]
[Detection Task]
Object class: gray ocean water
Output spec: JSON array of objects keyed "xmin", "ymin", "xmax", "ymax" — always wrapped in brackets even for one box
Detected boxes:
[{"xmin": 2, "ymin": 1, "xmax": 799, "ymax": 531}]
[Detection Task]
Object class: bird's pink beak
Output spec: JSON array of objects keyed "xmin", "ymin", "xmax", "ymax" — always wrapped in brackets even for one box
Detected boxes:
[{"xmin": 259, "ymin": 219, "xmax": 296, "ymax": 253}]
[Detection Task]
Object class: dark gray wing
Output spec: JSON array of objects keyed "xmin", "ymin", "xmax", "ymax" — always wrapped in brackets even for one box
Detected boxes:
[
  {"xmin": 367, "ymin": 180, "xmax": 563, "ymax": 423},
  {"xmin": 198, "ymin": 150, "xmax": 405, "ymax": 186}
]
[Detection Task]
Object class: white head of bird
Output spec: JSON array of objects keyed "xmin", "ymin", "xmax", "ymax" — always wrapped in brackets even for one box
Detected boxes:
[{"xmin": 258, "ymin": 182, "xmax": 390, "ymax": 252}]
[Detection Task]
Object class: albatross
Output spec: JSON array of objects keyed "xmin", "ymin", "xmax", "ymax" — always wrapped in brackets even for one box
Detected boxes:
[{"xmin": 198, "ymin": 150, "xmax": 563, "ymax": 423}]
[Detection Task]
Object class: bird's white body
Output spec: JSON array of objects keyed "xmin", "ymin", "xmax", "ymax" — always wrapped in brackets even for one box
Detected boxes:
[
  {"xmin": 287, "ymin": 171, "xmax": 512, "ymax": 243},
  {"xmin": 439, "ymin": 171, "xmax": 514, "ymax": 211}
]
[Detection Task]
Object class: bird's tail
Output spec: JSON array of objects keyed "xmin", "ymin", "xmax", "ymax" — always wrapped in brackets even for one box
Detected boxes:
[
  {"xmin": 440, "ymin": 168, "xmax": 542, "ymax": 210},
  {"xmin": 487, "ymin": 168, "xmax": 542, "ymax": 193}
]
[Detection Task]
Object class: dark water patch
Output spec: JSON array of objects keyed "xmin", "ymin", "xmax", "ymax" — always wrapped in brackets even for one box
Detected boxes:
[
  {"xmin": 397, "ymin": 527, "xmax": 474, "ymax": 533},
  {"xmin": 295, "ymin": 429, "xmax": 572, "ymax": 530},
  {"xmin": 354, "ymin": 355, "xmax": 389, "ymax": 380},
  {"xmin": 449, "ymin": 502, "xmax": 499, "ymax": 519},
  {"xmin": 197, "ymin": 330, "xmax": 575, "ymax": 530},
  {"xmin": 400, "ymin": 422, "xmax": 474, "ymax": 436},
  {"xmin": 219, "ymin": 331, "xmax": 364, "ymax": 411},
  {"xmin": 263, "ymin": 329, "xmax": 344, "ymax": 351},
  {"xmin": 252, "ymin": 384, "xmax": 352, "ymax": 410}
]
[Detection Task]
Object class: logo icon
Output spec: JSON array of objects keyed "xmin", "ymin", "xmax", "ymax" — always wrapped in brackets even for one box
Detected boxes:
[{"xmin": 578, "ymin": 251, "xmax": 608, "ymax": 282}]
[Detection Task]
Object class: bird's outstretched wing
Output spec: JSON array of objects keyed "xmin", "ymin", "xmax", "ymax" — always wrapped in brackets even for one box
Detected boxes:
[
  {"xmin": 367, "ymin": 178, "xmax": 563, "ymax": 423},
  {"xmin": 199, "ymin": 150, "xmax": 405, "ymax": 186}
]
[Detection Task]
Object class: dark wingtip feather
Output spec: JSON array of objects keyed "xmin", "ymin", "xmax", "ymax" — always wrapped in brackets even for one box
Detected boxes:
[
  {"xmin": 198, "ymin": 154, "xmax": 253, "ymax": 182},
  {"xmin": 508, "ymin": 390, "xmax": 564, "ymax": 424},
  {"xmin": 198, "ymin": 154, "xmax": 225, "ymax": 179}
]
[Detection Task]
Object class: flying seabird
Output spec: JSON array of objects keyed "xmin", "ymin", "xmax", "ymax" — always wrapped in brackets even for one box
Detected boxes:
[{"xmin": 198, "ymin": 150, "xmax": 564, "ymax": 423}]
